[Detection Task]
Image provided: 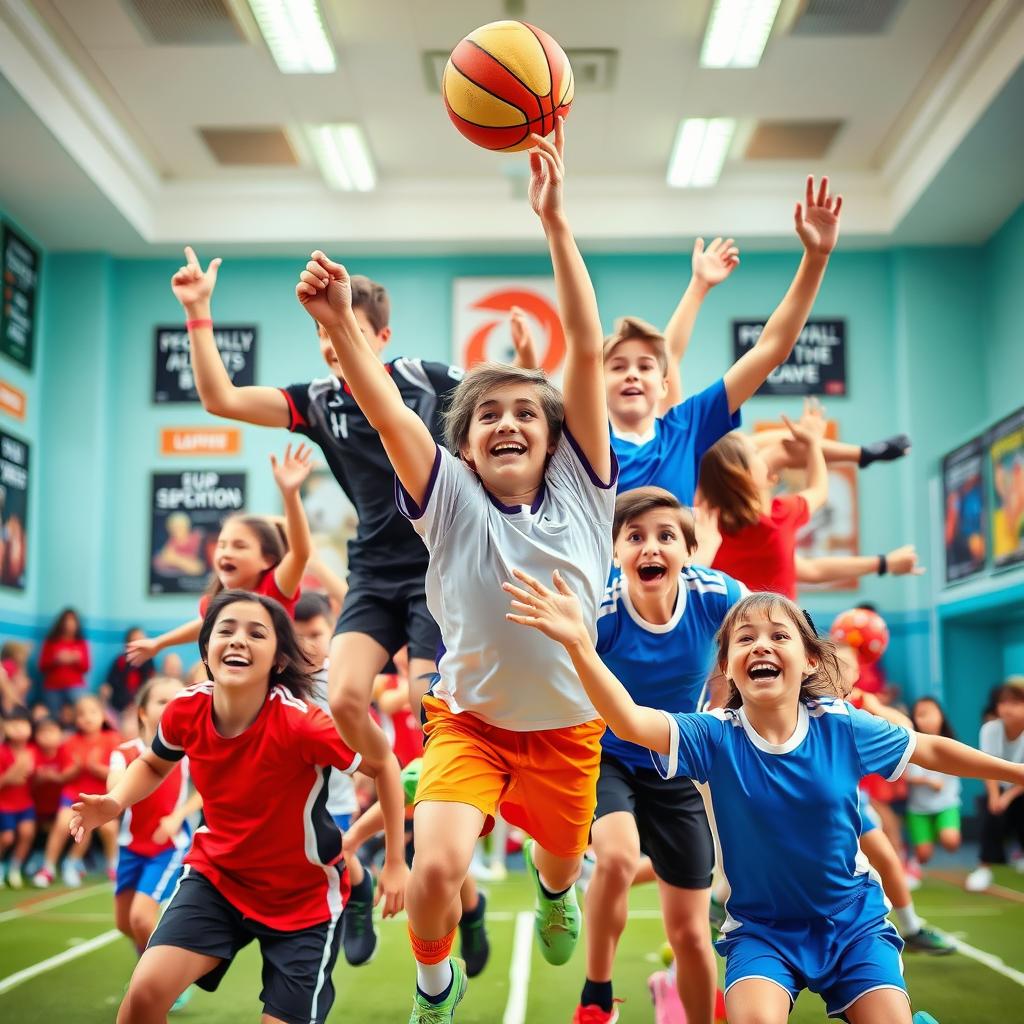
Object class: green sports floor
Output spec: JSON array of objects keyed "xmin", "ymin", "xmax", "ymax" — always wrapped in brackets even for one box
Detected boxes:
[{"xmin": 1, "ymin": 866, "xmax": 1022, "ymax": 1022}]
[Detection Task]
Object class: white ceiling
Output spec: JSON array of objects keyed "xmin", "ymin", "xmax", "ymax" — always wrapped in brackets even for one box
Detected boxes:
[{"xmin": 1, "ymin": 0, "xmax": 1023, "ymax": 254}]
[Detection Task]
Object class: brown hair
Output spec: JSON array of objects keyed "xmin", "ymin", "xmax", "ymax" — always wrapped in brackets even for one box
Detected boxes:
[
  {"xmin": 350, "ymin": 274, "xmax": 390, "ymax": 333},
  {"xmin": 443, "ymin": 362, "xmax": 564, "ymax": 456},
  {"xmin": 602, "ymin": 316, "xmax": 668, "ymax": 375},
  {"xmin": 135, "ymin": 675, "xmax": 183, "ymax": 732},
  {"xmin": 204, "ymin": 516, "xmax": 287, "ymax": 602},
  {"xmin": 698, "ymin": 433, "xmax": 762, "ymax": 532},
  {"xmin": 613, "ymin": 487, "xmax": 697, "ymax": 553},
  {"xmin": 998, "ymin": 676, "xmax": 1024, "ymax": 703},
  {"xmin": 714, "ymin": 592, "xmax": 843, "ymax": 710}
]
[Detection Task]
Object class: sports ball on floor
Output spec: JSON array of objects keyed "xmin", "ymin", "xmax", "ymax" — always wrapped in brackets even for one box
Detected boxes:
[
  {"xmin": 831, "ymin": 607, "xmax": 890, "ymax": 665},
  {"xmin": 442, "ymin": 20, "xmax": 574, "ymax": 151}
]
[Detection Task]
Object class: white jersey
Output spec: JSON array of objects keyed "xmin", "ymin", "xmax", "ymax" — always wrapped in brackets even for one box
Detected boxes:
[
  {"xmin": 310, "ymin": 664, "xmax": 358, "ymax": 816},
  {"xmin": 398, "ymin": 432, "xmax": 616, "ymax": 730}
]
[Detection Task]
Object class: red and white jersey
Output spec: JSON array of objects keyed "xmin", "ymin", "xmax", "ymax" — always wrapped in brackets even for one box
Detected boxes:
[
  {"xmin": 152, "ymin": 682, "xmax": 361, "ymax": 930},
  {"xmin": 110, "ymin": 739, "xmax": 191, "ymax": 858}
]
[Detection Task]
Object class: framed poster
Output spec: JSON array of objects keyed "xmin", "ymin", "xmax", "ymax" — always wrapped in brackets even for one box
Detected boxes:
[
  {"xmin": 988, "ymin": 407, "xmax": 1024, "ymax": 570},
  {"xmin": 942, "ymin": 436, "xmax": 987, "ymax": 583},
  {"xmin": 0, "ymin": 429, "xmax": 29, "ymax": 590},
  {"xmin": 149, "ymin": 471, "xmax": 246, "ymax": 595},
  {"xmin": 153, "ymin": 325, "xmax": 257, "ymax": 403},
  {"xmin": 300, "ymin": 467, "xmax": 358, "ymax": 585},
  {"xmin": 733, "ymin": 319, "xmax": 847, "ymax": 397},
  {"xmin": 1, "ymin": 224, "xmax": 39, "ymax": 371}
]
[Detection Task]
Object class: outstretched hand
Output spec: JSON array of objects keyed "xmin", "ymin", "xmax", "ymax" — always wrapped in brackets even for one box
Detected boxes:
[
  {"xmin": 376, "ymin": 858, "xmax": 409, "ymax": 919},
  {"xmin": 171, "ymin": 246, "xmax": 221, "ymax": 310},
  {"xmin": 68, "ymin": 793, "xmax": 122, "ymax": 845},
  {"xmin": 503, "ymin": 568, "xmax": 588, "ymax": 648},
  {"xmin": 794, "ymin": 176, "xmax": 842, "ymax": 256},
  {"xmin": 527, "ymin": 117, "xmax": 565, "ymax": 221},
  {"xmin": 125, "ymin": 636, "xmax": 159, "ymax": 667},
  {"xmin": 296, "ymin": 251, "xmax": 352, "ymax": 329},
  {"xmin": 692, "ymin": 237, "xmax": 740, "ymax": 288},
  {"xmin": 270, "ymin": 443, "xmax": 313, "ymax": 495}
]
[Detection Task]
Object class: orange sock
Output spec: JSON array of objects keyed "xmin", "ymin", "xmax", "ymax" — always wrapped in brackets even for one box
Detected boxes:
[{"xmin": 409, "ymin": 924, "xmax": 457, "ymax": 965}]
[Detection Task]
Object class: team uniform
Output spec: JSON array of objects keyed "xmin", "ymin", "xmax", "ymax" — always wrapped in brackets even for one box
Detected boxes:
[
  {"xmin": 0, "ymin": 744, "xmax": 36, "ymax": 832},
  {"xmin": 198, "ymin": 568, "xmax": 299, "ymax": 619},
  {"xmin": 594, "ymin": 565, "xmax": 746, "ymax": 887},
  {"xmin": 905, "ymin": 765, "xmax": 960, "ymax": 847},
  {"xmin": 310, "ymin": 664, "xmax": 358, "ymax": 830},
  {"xmin": 397, "ymin": 431, "xmax": 616, "ymax": 857},
  {"xmin": 281, "ymin": 359, "xmax": 462, "ymax": 659},
  {"xmin": 109, "ymin": 739, "xmax": 192, "ymax": 903},
  {"xmin": 612, "ymin": 378, "xmax": 739, "ymax": 504},
  {"xmin": 149, "ymin": 682, "xmax": 361, "ymax": 1024},
  {"xmin": 59, "ymin": 730, "xmax": 122, "ymax": 808},
  {"xmin": 655, "ymin": 698, "xmax": 915, "ymax": 1021}
]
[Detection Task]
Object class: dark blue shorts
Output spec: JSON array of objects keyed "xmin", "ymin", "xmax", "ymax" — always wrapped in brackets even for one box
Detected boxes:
[{"xmin": 0, "ymin": 807, "xmax": 35, "ymax": 832}]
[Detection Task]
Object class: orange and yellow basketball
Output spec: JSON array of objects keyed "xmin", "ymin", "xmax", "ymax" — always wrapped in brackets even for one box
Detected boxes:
[{"xmin": 442, "ymin": 21, "xmax": 574, "ymax": 152}]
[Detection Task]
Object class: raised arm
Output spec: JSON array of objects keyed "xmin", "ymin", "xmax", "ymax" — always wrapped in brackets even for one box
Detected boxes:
[
  {"xmin": 509, "ymin": 306, "xmax": 540, "ymax": 370},
  {"xmin": 269, "ymin": 444, "xmax": 314, "ymax": 598},
  {"xmin": 296, "ymin": 253, "xmax": 438, "ymax": 508},
  {"xmin": 723, "ymin": 177, "xmax": 841, "ymax": 413},
  {"xmin": 529, "ymin": 120, "xmax": 611, "ymax": 480},
  {"xmin": 796, "ymin": 545, "xmax": 924, "ymax": 584},
  {"xmin": 911, "ymin": 732, "xmax": 1024, "ymax": 789},
  {"xmin": 172, "ymin": 247, "xmax": 291, "ymax": 427},
  {"xmin": 126, "ymin": 619, "xmax": 202, "ymax": 667}
]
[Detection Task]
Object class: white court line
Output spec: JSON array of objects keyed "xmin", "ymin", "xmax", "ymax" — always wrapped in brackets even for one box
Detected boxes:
[
  {"xmin": 502, "ymin": 911, "xmax": 534, "ymax": 1024},
  {"xmin": 0, "ymin": 883, "xmax": 111, "ymax": 924},
  {"xmin": 0, "ymin": 929, "xmax": 120, "ymax": 995},
  {"xmin": 952, "ymin": 939, "xmax": 1024, "ymax": 988}
]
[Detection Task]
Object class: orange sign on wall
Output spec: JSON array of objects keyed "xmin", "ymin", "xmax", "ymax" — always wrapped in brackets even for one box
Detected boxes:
[
  {"xmin": 160, "ymin": 427, "xmax": 241, "ymax": 456},
  {"xmin": 0, "ymin": 378, "xmax": 26, "ymax": 421}
]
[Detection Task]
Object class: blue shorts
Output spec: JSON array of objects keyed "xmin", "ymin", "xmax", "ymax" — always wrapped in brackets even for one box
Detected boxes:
[
  {"xmin": 716, "ymin": 884, "xmax": 907, "ymax": 1021},
  {"xmin": 0, "ymin": 807, "xmax": 36, "ymax": 832},
  {"xmin": 115, "ymin": 845, "xmax": 188, "ymax": 902},
  {"xmin": 331, "ymin": 813, "xmax": 352, "ymax": 832},
  {"xmin": 858, "ymin": 790, "xmax": 880, "ymax": 836}
]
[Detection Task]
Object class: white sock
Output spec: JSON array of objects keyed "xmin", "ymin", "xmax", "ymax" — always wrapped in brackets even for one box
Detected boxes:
[
  {"xmin": 894, "ymin": 903, "xmax": 922, "ymax": 936},
  {"xmin": 416, "ymin": 958, "xmax": 453, "ymax": 998}
]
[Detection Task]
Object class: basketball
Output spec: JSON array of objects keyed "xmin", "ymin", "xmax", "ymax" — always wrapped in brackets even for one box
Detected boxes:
[
  {"xmin": 442, "ymin": 20, "xmax": 574, "ymax": 152},
  {"xmin": 831, "ymin": 607, "xmax": 890, "ymax": 665}
]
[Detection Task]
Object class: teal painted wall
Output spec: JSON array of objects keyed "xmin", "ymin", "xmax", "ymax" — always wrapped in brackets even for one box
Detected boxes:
[{"xmin": 985, "ymin": 203, "xmax": 1024, "ymax": 417}]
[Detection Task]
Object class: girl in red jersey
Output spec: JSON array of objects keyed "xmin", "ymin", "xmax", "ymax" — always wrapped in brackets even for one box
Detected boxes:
[
  {"xmin": 69, "ymin": 590, "xmax": 407, "ymax": 1024},
  {"xmin": 0, "ymin": 708, "xmax": 36, "ymax": 888},
  {"xmin": 33, "ymin": 693, "xmax": 120, "ymax": 888},
  {"xmin": 126, "ymin": 444, "xmax": 315, "ymax": 668},
  {"xmin": 38, "ymin": 608, "xmax": 91, "ymax": 723},
  {"xmin": 109, "ymin": 676, "xmax": 202, "ymax": 957}
]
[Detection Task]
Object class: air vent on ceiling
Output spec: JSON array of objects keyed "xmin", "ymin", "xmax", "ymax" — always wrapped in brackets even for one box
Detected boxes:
[
  {"xmin": 199, "ymin": 128, "xmax": 299, "ymax": 166},
  {"xmin": 745, "ymin": 120, "xmax": 843, "ymax": 159},
  {"xmin": 423, "ymin": 48, "xmax": 617, "ymax": 93},
  {"xmin": 124, "ymin": 0, "xmax": 246, "ymax": 45},
  {"xmin": 790, "ymin": 0, "xmax": 907, "ymax": 35}
]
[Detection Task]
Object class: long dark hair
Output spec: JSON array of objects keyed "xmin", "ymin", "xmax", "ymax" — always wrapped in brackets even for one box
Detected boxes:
[
  {"xmin": 198, "ymin": 590, "xmax": 314, "ymax": 702},
  {"xmin": 46, "ymin": 607, "xmax": 84, "ymax": 642},
  {"xmin": 699, "ymin": 433, "xmax": 763, "ymax": 533},
  {"xmin": 911, "ymin": 697, "xmax": 956, "ymax": 740},
  {"xmin": 203, "ymin": 515, "xmax": 287, "ymax": 602}
]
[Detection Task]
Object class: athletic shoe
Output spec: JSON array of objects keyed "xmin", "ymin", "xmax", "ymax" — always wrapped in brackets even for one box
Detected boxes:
[
  {"xmin": 575, "ymin": 851, "xmax": 596, "ymax": 895},
  {"xmin": 573, "ymin": 999, "xmax": 624, "ymax": 1024},
  {"xmin": 523, "ymin": 838, "xmax": 581, "ymax": 966},
  {"xmin": 459, "ymin": 892, "xmax": 490, "ymax": 978},
  {"xmin": 965, "ymin": 866, "xmax": 993, "ymax": 892},
  {"xmin": 7, "ymin": 867, "xmax": 24, "ymax": 889},
  {"xmin": 904, "ymin": 927, "xmax": 956, "ymax": 955},
  {"xmin": 648, "ymin": 970, "xmax": 685, "ymax": 1024},
  {"xmin": 912, "ymin": 1013, "xmax": 940, "ymax": 1024},
  {"xmin": 61, "ymin": 860, "xmax": 83, "ymax": 888},
  {"xmin": 1014, "ymin": 856, "xmax": 1024, "ymax": 874},
  {"xmin": 342, "ymin": 873, "xmax": 378, "ymax": 966},
  {"xmin": 31, "ymin": 867, "xmax": 53, "ymax": 888},
  {"xmin": 905, "ymin": 873, "xmax": 922, "ymax": 892},
  {"xmin": 170, "ymin": 986, "xmax": 194, "ymax": 1013},
  {"xmin": 408, "ymin": 957, "xmax": 467, "ymax": 1023}
]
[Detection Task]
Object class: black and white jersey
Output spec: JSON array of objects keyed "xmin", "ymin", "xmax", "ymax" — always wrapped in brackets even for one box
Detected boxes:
[{"xmin": 281, "ymin": 358, "xmax": 462, "ymax": 581}]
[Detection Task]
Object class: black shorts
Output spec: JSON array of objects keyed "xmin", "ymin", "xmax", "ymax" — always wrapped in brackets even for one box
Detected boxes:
[
  {"xmin": 333, "ymin": 574, "xmax": 441, "ymax": 662},
  {"xmin": 595, "ymin": 752, "xmax": 714, "ymax": 890},
  {"xmin": 148, "ymin": 868, "xmax": 343, "ymax": 1024}
]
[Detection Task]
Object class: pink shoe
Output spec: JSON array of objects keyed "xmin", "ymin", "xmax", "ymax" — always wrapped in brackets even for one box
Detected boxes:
[
  {"xmin": 648, "ymin": 970, "xmax": 687, "ymax": 1024},
  {"xmin": 31, "ymin": 868, "xmax": 54, "ymax": 888}
]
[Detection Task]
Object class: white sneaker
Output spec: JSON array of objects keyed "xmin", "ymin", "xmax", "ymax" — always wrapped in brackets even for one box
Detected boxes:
[
  {"xmin": 61, "ymin": 861, "xmax": 83, "ymax": 888},
  {"xmin": 7, "ymin": 867, "xmax": 24, "ymax": 889},
  {"xmin": 905, "ymin": 873, "xmax": 922, "ymax": 892},
  {"xmin": 965, "ymin": 866, "xmax": 993, "ymax": 892}
]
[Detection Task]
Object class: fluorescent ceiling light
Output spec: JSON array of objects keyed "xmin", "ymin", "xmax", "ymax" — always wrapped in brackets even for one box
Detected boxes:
[
  {"xmin": 308, "ymin": 124, "xmax": 377, "ymax": 192},
  {"xmin": 247, "ymin": 0, "xmax": 336, "ymax": 73},
  {"xmin": 701, "ymin": 0, "xmax": 783, "ymax": 68},
  {"xmin": 666, "ymin": 118, "xmax": 736, "ymax": 188}
]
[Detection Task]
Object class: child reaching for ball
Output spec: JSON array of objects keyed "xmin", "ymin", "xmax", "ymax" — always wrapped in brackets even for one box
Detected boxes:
[
  {"xmin": 296, "ymin": 116, "xmax": 614, "ymax": 1024},
  {"xmin": 505, "ymin": 578, "xmax": 1024, "ymax": 1024}
]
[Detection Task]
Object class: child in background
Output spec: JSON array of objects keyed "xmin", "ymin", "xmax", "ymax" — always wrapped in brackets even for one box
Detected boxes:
[
  {"xmin": 966, "ymin": 677, "xmax": 1024, "ymax": 891},
  {"xmin": 102, "ymin": 627, "xmax": 156, "ymax": 717},
  {"xmin": 1, "ymin": 640, "xmax": 32, "ymax": 716},
  {"xmin": 30, "ymin": 716, "xmax": 64, "ymax": 857},
  {"xmin": 0, "ymin": 708, "xmax": 37, "ymax": 887},
  {"xmin": 373, "ymin": 649, "xmax": 425, "ymax": 769},
  {"xmin": 32, "ymin": 694, "xmax": 121, "ymax": 888},
  {"xmin": 906, "ymin": 698, "xmax": 962, "ymax": 866},
  {"xmin": 68, "ymin": 590, "xmax": 406, "ymax": 1024},
  {"xmin": 127, "ymin": 444, "xmax": 314, "ymax": 666},
  {"xmin": 38, "ymin": 608, "xmax": 91, "ymax": 723}
]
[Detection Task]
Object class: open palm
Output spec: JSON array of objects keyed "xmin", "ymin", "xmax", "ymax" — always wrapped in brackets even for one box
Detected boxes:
[
  {"xmin": 794, "ymin": 176, "xmax": 842, "ymax": 255},
  {"xmin": 270, "ymin": 443, "xmax": 313, "ymax": 494},
  {"xmin": 692, "ymin": 236, "xmax": 740, "ymax": 287}
]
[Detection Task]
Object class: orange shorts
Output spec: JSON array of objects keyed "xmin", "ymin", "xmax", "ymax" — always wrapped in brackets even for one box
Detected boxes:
[{"xmin": 416, "ymin": 695, "xmax": 605, "ymax": 859}]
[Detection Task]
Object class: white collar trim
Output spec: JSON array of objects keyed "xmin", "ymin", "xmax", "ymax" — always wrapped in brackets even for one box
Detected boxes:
[
  {"xmin": 611, "ymin": 422, "xmax": 656, "ymax": 445},
  {"xmin": 739, "ymin": 702, "xmax": 809, "ymax": 755},
  {"xmin": 621, "ymin": 573, "xmax": 687, "ymax": 634}
]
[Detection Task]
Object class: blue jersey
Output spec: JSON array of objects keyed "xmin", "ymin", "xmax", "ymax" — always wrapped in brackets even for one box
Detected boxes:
[
  {"xmin": 655, "ymin": 698, "xmax": 914, "ymax": 923},
  {"xmin": 596, "ymin": 565, "xmax": 746, "ymax": 770},
  {"xmin": 612, "ymin": 378, "xmax": 740, "ymax": 504}
]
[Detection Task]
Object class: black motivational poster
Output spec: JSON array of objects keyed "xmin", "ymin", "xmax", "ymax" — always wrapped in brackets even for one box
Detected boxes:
[
  {"xmin": 1, "ymin": 224, "xmax": 39, "ymax": 371},
  {"xmin": 153, "ymin": 325, "xmax": 257, "ymax": 403},
  {"xmin": 0, "ymin": 429, "xmax": 30, "ymax": 590},
  {"xmin": 732, "ymin": 319, "xmax": 847, "ymax": 397}
]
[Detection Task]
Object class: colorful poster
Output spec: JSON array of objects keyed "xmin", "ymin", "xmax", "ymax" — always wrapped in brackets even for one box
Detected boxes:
[
  {"xmin": 988, "ymin": 408, "xmax": 1024, "ymax": 569},
  {"xmin": 300, "ymin": 468, "xmax": 358, "ymax": 586},
  {"xmin": 149, "ymin": 471, "xmax": 246, "ymax": 596},
  {"xmin": 452, "ymin": 277, "xmax": 564, "ymax": 380},
  {"xmin": 943, "ymin": 436, "xmax": 987, "ymax": 582},
  {"xmin": 0, "ymin": 430, "xmax": 29, "ymax": 590},
  {"xmin": 153, "ymin": 325, "xmax": 257, "ymax": 403},
  {"xmin": 1, "ymin": 224, "xmax": 39, "ymax": 371},
  {"xmin": 733, "ymin": 319, "xmax": 847, "ymax": 397}
]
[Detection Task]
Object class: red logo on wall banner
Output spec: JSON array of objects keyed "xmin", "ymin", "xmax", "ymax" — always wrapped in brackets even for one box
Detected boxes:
[{"xmin": 462, "ymin": 289, "xmax": 566, "ymax": 374}]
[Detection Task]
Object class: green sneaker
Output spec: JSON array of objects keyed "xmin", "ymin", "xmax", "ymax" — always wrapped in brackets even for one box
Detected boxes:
[
  {"xmin": 904, "ymin": 926, "xmax": 956, "ymax": 955},
  {"xmin": 170, "ymin": 985, "xmax": 194, "ymax": 1012},
  {"xmin": 409, "ymin": 958, "xmax": 467, "ymax": 1023},
  {"xmin": 912, "ymin": 1013, "xmax": 940, "ymax": 1024},
  {"xmin": 523, "ymin": 838, "xmax": 581, "ymax": 966}
]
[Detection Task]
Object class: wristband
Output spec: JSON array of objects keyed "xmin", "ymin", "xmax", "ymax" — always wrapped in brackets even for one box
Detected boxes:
[
  {"xmin": 186, "ymin": 318, "xmax": 213, "ymax": 330},
  {"xmin": 877, "ymin": 554, "xmax": 888, "ymax": 576}
]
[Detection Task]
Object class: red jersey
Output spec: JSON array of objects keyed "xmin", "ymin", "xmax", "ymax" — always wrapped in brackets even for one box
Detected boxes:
[
  {"xmin": 31, "ymin": 746, "xmax": 62, "ymax": 818},
  {"xmin": 59, "ymin": 730, "xmax": 122, "ymax": 801},
  {"xmin": 152, "ymin": 682, "xmax": 360, "ymax": 930},
  {"xmin": 110, "ymin": 739, "xmax": 191, "ymax": 857},
  {"xmin": 38, "ymin": 639, "xmax": 91, "ymax": 691},
  {"xmin": 198, "ymin": 569, "xmax": 300, "ymax": 620},
  {"xmin": 0, "ymin": 743, "xmax": 36, "ymax": 812},
  {"xmin": 712, "ymin": 494, "xmax": 809, "ymax": 600},
  {"xmin": 376, "ymin": 675, "xmax": 424, "ymax": 767}
]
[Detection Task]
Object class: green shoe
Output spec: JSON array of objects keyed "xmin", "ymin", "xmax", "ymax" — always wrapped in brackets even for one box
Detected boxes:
[
  {"xmin": 408, "ymin": 958, "xmax": 467, "ymax": 1023},
  {"xmin": 912, "ymin": 1013, "xmax": 940, "ymax": 1024},
  {"xmin": 904, "ymin": 926, "xmax": 956, "ymax": 955},
  {"xmin": 523, "ymin": 838, "xmax": 580, "ymax": 966},
  {"xmin": 170, "ymin": 985, "xmax": 194, "ymax": 1012}
]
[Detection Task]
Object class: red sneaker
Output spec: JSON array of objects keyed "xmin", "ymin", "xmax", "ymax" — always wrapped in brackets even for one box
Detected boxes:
[{"xmin": 572, "ymin": 1000, "xmax": 624, "ymax": 1023}]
